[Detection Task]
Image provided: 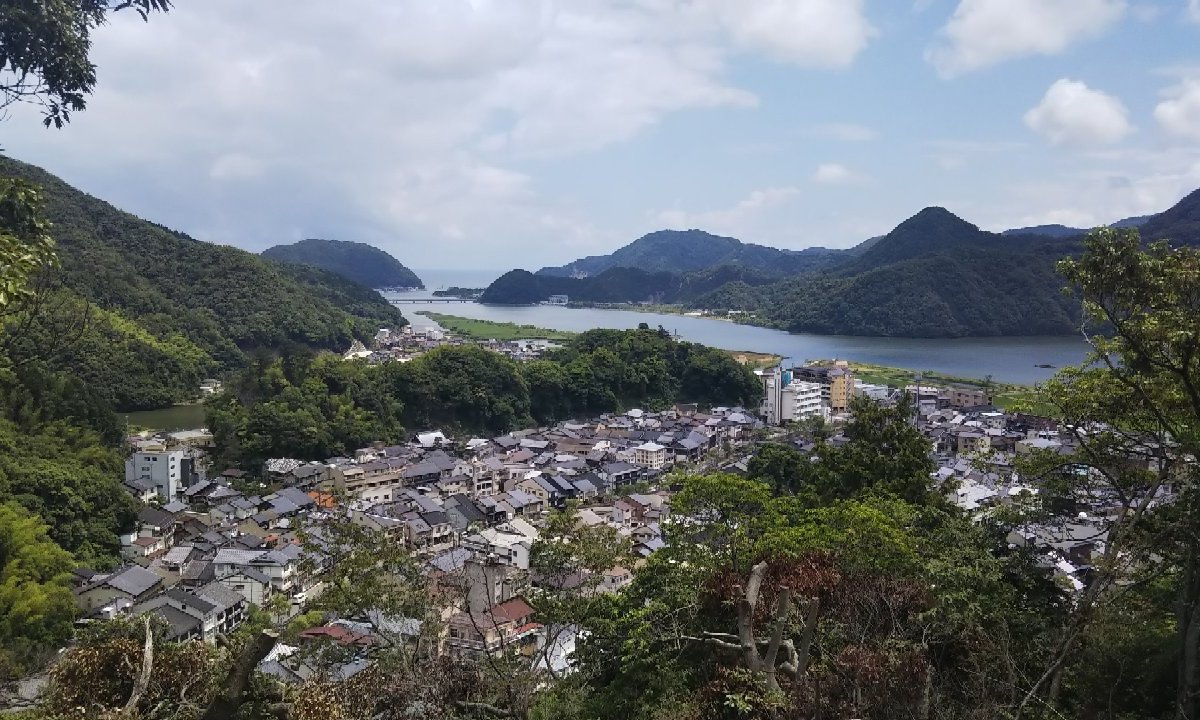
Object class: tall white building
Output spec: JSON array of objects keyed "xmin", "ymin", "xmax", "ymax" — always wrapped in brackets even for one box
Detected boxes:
[
  {"xmin": 125, "ymin": 450, "xmax": 187, "ymax": 502},
  {"xmin": 762, "ymin": 367, "xmax": 829, "ymax": 425},
  {"xmin": 784, "ymin": 381, "xmax": 827, "ymax": 421}
]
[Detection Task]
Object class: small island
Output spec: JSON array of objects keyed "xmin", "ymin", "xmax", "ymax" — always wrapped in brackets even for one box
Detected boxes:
[{"xmin": 262, "ymin": 238, "xmax": 424, "ymax": 289}]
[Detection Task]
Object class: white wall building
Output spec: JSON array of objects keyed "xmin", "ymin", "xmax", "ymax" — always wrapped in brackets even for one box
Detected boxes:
[
  {"xmin": 633, "ymin": 442, "xmax": 668, "ymax": 470},
  {"xmin": 125, "ymin": 450, "xmax": 186, "ymax": 502},
  {"xmin": 783, "ymin": 381, "xmax": 828, "ymax": 422}
]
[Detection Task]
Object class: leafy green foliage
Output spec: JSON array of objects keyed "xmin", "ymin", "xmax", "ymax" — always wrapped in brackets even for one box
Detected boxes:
[
  {"xmin": 1012, "ymin": 227, "xmax": 1200, "ymax": 718},
  {"xmin": 747, "ymin": 396, "xmax": 934, "ymax": 505},
  {"xmin": 211, "ymin": 329, "xmax": 760, "ymax": 467},
  {"xmin": 0, "ymin": 501, "xmax": 76, "ymax": 678},
  {"xmin": 262, "ymin": 238, "xmax": 424, "ymax": 289},
  {"xmin": 0, "ymin": 178, "xmax": 57, "ymax": 309},
  {"xmin": 0, "ymin": 0, "xmax": 170, "ymax": 127},
  {"xmin": 208, "ymin": 352, "xmax": 406, "ymax": 468}
]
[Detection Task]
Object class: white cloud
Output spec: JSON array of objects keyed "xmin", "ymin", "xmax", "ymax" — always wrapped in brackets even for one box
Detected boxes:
[
  {"xmin": 979, "ymin": 147, "xmax": 1200, "ymax": 232},
  {"xmin": 1190, "ymin": 0, "xmax": 1200, "ymax": 22},
  {"xmin": 708, "ymin": 0, "xmax": 876, "ymax": 68},
  {"xmin": 806, "ymin": 123, "xmax": 878, "ymax": 142},
  {"xmin": 1155, "ymin": 78, "xmax": 1200, "ymax": 141},
  {"xmin": 1024, "ymin": 79, "xmax": 1133, "ymax": 146},
  {"xmin": 654, "ymin": 186, "xmax": 801, "ymax": 237},
  {"xmin": 209, "ymin": 154, "xmax": 264, "ymax": 182},
  {"xmin": 927, "ymin": 0, "xmax": 1126, "ymax": 77},
  {"xmin": 12, "ymin": 0, "xmax": 878, "ymax": 267},
  {"xmin": 812, "ymin": 163, "xmax": 864, "ymax": 185}
]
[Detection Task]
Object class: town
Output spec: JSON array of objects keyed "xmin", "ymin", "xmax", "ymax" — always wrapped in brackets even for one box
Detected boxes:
[{"xmin": 94, "ymin": 355, "xmax": 1115, "ymax": 686}]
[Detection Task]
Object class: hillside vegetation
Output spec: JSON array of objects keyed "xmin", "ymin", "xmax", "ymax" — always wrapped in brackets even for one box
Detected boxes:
[
  {"xmin": 0, "ymin": 156, "xmax": 405, "ymax": 410},
  {"xmin": 262, "ymin": 238, "xmax": 424, "ymax": 289}
]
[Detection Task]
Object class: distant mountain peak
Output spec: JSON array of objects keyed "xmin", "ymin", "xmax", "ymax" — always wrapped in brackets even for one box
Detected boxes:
[{"xmin": 899, "ymin": 206, "xmax": 979, "ymax": 232}]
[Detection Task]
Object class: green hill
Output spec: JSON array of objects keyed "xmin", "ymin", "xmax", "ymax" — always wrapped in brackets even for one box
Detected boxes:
[
  {"xmin": 536, "ymin": 228, "xmax": 843, "ymax": 278},
  {"xmin": 0, "ymin": 155, "xmax": 405, "ymax": 410},
  {"xmin": 488, "ymin": 189, "xmax": 1200, "ymax": 337},
  {"xmin": 262, "ymin": 238, "xmax": 424, "ymax": 289}
]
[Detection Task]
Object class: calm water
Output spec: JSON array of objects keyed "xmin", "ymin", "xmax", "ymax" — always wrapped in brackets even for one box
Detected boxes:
[
  {"xmin": 125, "ymin": 404, "xmax": 208, "ymax": 432},
  {"xmin": 399, "ymin": 269, "xmax": 1090, "ymax": 385}
]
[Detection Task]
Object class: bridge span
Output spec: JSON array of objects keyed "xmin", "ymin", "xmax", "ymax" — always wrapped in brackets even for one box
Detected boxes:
[{"xmin": 389, "ymin": 298, "xmax": 474, "ymax": 304}]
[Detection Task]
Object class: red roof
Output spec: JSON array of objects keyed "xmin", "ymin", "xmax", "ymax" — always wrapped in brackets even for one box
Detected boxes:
[
  {"xmin": 298, "ymin": 625, "xmax": 375, "ymax": 647},
  {"xmin": 490, "ymin": 596, "xmax": 535, "ymax": 623}
]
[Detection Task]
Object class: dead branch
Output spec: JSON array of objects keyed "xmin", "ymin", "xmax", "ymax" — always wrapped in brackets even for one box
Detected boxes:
[{"xmin": 120, "ymin": 616, "xmax": 154, "ymax": 716}]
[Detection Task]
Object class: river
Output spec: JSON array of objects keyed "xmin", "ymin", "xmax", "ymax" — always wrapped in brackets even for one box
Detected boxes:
[
  {"xmin": 400, "ymin": 268, "xmax": 1091, "ymax": 386},
  {"xmin": 124, "ymin": 404, "xmax": 208, "ymax": 432}
]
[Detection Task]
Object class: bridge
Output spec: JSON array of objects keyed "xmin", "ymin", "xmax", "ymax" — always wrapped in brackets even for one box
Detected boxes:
[{"xmin": 389, "ymin": 298, "xmax": 474, "ymax": 304}]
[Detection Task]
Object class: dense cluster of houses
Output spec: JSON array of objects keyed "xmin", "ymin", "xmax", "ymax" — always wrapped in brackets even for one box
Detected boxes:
[
  {"xmin": 103, "ymin": 353, "xmax": 1154, "ymax": 684},
  {"xmin": 922, "ymin": 406, "xmax": 1132, "ymax": 595},
  {"xmin": 104, "ymin": 405, "xmax": 762, "ymax": 678}
]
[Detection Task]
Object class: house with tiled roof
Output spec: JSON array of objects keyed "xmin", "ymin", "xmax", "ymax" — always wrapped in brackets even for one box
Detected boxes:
[{"xmin": 446, "ymin": 596, "xmax": 539, "ymax": 655}]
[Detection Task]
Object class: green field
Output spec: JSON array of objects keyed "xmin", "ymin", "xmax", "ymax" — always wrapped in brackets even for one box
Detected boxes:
[
  {"xmin": 811, "ymin": 359, "xmax": 1051, "ymax": 413},
  {"xmin": 418, "ymin": 312, "xmax": 577, "ymax": 341}
]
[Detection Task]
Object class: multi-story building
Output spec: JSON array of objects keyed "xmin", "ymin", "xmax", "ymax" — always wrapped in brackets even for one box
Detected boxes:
[
  {"xmin": 793, "ymin": 363, "xmax": 856, "ymax": 412},
  {"xmin": 785, "ymin": 380, "xmax": 827, "ymax": 421},
  {"xmin": 124, "ymin": 450, "xmax": 189, "ymax": 502},
  {"xmin": 633, "ymin": 442, "xmax": 669, "ymax": 470}
]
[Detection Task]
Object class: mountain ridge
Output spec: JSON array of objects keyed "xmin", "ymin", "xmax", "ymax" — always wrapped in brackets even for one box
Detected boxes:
[
  {"xmin": 536, "ymin": 228, "xmax": 845, "ymax": 278},
  {"xmin": 0, "ymin": 155, "xmax": 404, "ymax": 410},
  {"xmin": 484, "ymin": 189, "xmax": 1200, "ymax": 337}
]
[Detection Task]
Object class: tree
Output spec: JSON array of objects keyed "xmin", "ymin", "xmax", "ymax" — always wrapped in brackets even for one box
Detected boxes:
[
  {"xmin": 0, "ymin": 501, "xmax": 76, "ymax": 678},
  {"xmin": 1015, "ymin": 228, "xmax": 1200, "ymax": 719},
  {"xmin": 0, "ymin": 0, "xmax": 171, "ymax": 128},
  {"xmin": 746, "ymin": 443, "xmax": 813, "ymax": 496},
  {"xmin": 0, "ymin": 178, "xmax": 57, "ymax": 312},
  {"xmin": 818, "ymin": 394, "xmax": 935, "ymax": 504}
]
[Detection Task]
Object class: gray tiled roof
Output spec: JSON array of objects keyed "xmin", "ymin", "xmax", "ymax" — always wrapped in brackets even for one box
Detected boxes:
[
  {"xmin": 195, "ymin": 581, "xmax": 245, "ymax": 612},
  {"xmin": 165, "ymin": 587, "xmax": 217, "ymax": 615},
  {"xmin": 105, "ymin": 565, "xmax": 162, "ymax": 597}
]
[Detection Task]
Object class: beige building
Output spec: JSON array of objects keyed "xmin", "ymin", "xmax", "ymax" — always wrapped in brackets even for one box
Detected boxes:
[{"xmin": 633, "ymin": 442, "xmax": 669, "ymax": 470}]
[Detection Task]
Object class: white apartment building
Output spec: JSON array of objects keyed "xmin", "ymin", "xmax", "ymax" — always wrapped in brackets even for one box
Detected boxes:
[
  {"xmin": 633, "ymin": 442, "xmax": 669, "ymax": 470},
  {"xmin": 783, "ymin": 381, "xmax": 828, "ymax": 422},
  {"xmin": 125, "ymin": 450, "xmax": 187, "ymax": 502}
]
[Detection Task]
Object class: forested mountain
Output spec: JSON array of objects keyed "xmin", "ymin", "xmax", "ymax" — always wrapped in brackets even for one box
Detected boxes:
[
  {"xmin": 0, "ymin": 156, "xmax": 404, "ymax": 410},
  {"xmin": 262, "ymin": 238, "xmax": 424, "ymax": 289},
  {"xmin": 1141, "ymin": 187, "xmax": 1200, "ymax": 242},
  {"xmin": 1002, "ymin": 224, "xmax": 1085, "ymax": 238},
  {"xmin": 1001, "ymin": 214, "xmax": 1150, "ymax": 238},
  {"xmin": 536, "ymin": 228, "xmax": 844, "ymax": 277},
  {"xmin": 487, "ymin": 190, "xmax": 1200, "ymax": 337}
]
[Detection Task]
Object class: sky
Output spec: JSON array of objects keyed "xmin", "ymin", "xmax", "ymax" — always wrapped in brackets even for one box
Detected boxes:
[{"xmin": 3, "ymin": 0, "xmax": 1200, "ymax": 269}]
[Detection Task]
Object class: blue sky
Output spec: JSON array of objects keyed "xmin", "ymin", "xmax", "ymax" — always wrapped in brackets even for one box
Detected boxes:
[{"xmin": 3, "ymin": 0, "xmax": 1200, "ymax": 268}]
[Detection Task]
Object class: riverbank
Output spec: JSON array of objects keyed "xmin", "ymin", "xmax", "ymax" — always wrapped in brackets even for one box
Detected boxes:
[
  {"xmin": 421, "ymin": 312, "xmax": 782, "ymax": 369},
  {"xmin": 810, "ymin": 359, "xmax": 1047, "ymax": 412},
  {"xmin": 418, "ymin": 312, "xmax": 577, "ymax": 341},
  {"xmin": 569, "ymin": 301, "xmax": 775, "ymax": 326}
]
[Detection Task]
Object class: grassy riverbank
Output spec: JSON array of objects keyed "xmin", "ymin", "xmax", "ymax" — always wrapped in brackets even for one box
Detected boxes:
[
  {"xmin": 420, "ymin": 313, "xmax": 781, "ymax": 370},
  {"xmin": 810, "ymin": 359, "xmax": 1047, "ymax": 412},
  {"xmin": 418, "ymin": 312, "xmax": 577, "ymax": 341}
]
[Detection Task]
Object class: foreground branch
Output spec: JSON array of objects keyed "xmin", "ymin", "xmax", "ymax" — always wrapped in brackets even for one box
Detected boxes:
[{"xmin": 200, "ymin": 629, "xmax": 279, "ymax": 720}]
